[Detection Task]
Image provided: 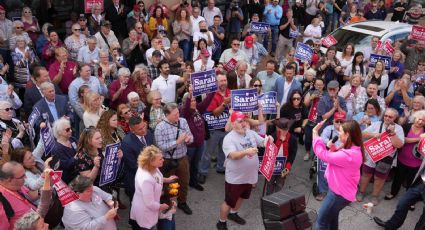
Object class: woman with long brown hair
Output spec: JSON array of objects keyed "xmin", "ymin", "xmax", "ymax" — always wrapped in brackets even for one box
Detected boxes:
[
  {"xmin": 74, "ymin": 127, "xmax": 103, "ymax": 184},
  {"xmin": 312, "ymin": 120, "xmax": 363, "ymax": 230},
  {"xmin": 173, "ymin": 8, "xmax": 192, "ymax": 61}
]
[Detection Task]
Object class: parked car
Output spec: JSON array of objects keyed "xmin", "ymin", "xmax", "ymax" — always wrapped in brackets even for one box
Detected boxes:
[{"xmin": 321, "ymin": 21, "xmax": 412, "ymax": 55}]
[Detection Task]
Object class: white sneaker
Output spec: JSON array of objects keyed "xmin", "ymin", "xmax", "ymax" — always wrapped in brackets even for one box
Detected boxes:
[{"xmin": 303, "ymin": 153, "xmax": 310, "ymax": 161}]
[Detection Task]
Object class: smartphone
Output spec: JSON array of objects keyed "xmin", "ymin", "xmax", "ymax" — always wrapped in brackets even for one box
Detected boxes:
[{"xmin": 49, "ymin": 154, "xmax": 60, "ymax": 170}]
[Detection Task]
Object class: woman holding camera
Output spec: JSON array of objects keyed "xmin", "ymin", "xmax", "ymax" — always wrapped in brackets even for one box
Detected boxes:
[{"xmin": 312, "ymin": 119, "xmax": 363, "ymax": 230}]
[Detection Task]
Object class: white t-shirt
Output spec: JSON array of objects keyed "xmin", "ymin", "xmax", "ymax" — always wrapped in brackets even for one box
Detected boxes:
[
  {"xmin": 190, "ymin": 15, "xmax": 206, "ymax": 35},
  {"xmin": 193, "ymin": 31, "xmax": 214, "ymax": 54},
  {"xmin": 222, "ymin": 129, "xmax": 264, "ymax": 184},
  {"xmin": 151, "ymin": 74, "xmax": 180, "ymax": 103},
  {"xmin": 303, "ymin": 24, "xmax": 322, "ymax": 43},
  {"xmin": 193, "ymin": 59, "xmax": 215, "ymax": 72}
]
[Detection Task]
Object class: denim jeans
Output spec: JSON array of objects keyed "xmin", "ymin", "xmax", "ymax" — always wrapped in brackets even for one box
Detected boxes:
[
  {"xmin": 331, "ymin": 11, "xmax": 341, "ymax": 32},
  {"xmin": 157, "ymin": 216, "xmax": 175, "ymax": 230},
  {"xmin": 179, "ymin": 39, "xmax": 191, "ymax": 62},
  {"xmin": 187, "ymin": 142, "xmax": 205, "ymax": 185},
  {"xmin": 324, "ymin": 14, "xmax": 332, "ymax": 36},
  {"xmin": 263, "ymin": 25, "xmax": 279, "ymax": 53},
  {"xmin": 317, "ymin": 189, "xmax": 350, "ymax": 230},
  {"xmin": 318, "ymin": 159, "xmax": 329, "ymax": 193},
  {"xmin": 199, "ymin": 130, "xmax": 226, "ymax": 174},
  {"xmin": 304, "ymin": 123, "xmax": 314, "ymax": 153},
  {"xmin": 385, "ymin": 182, "xmax": 425, "ymax": 230}
]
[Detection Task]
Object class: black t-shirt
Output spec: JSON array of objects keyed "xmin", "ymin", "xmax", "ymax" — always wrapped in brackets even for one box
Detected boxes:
[
  {"xmin": 278, "ymin": 17, "xmax": 291, "ymax": 38},
  {"xmin": 391, "ymin": 3, "xmax": 408, "ymax": 22},
  {"xmin": 280, "ymin": 106, "xmax": 307, "ymax": 133},
  {"xmin": 334, "ymin": 0, "xmax": 347, "ymax": 14}
]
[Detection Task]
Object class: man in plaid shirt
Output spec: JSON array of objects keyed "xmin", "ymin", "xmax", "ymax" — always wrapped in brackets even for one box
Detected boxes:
[
  {"xmin": 154, "ymin": 102, "xmax": 194, "ymax": 215},
  {"xmin": 355, "ymin": 82, "xmax": 386, "ymax": 114}
]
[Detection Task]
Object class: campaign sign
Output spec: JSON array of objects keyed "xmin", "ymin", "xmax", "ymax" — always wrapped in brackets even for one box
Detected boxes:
[
  {"xmin": 99, "ymin": 143, "xmax": 121, "ymax": 186},
  {"xmin": 212, "ymin": 38, "xmax": 221, "ymax": 54},
  {"xmin": 411, "ymin": 25, "xmax": 425, "ymax": 42},
  {"xmin": 322, "ymin": 35, "xmax": 337, "ymax": 48},
  {"xmin": 289, "ymin": 29, "xmax": 299, "ymax": 38},
  {"xmin": 259, "ymin": 139, "xmax": 279, "ymax": 181},
  {"xmin": 258, "ymin": 91, "xmax": 277, "ymax": 114},
  {"xmin": 416, "ymin": 74, "xmax": 425, "ymax": 85},
  {"xmin": 190, "ymin": 70, "xmax": 217, "ymax": 97},
  {"xmin": 50, "ymin": 171, "xmax": 79, "ymax": 206},
  {"xmin": 231, "ymin": 88, "xmax": 258, "ymax": 112},
  {"xmin": 28, "ymin": 108, "xmax": 40, "ymax": 128},
  {"xmin": 258, "ymin": 156, "xmax": 287, "ymax": 177},
  {"xmin": 203, "ymin": 110, "xmax": 230, "ymax": 130},
  {"xmin": 41, "ymin": 124, "xmax": 55, "ymax": 158},
  {"xmin": 369, "ymin": 54, "xmax": 392, "ymax": 70},
  {"xmin": 383, "ymin": 40, "xmax": 395, "ymax": 55},
  {"xmin": 364, "ymin": 132, "xmax": 395, "ymax": 163},
  {"xmin": 319, "ymin": 159, "xmax": 327, "ymax": 172},
  {"xmin": 251, "ymin": 22, "xmax": 270, "ymax": 34},
  {"xmin": 417, "ymin": 138, "xmax": 425, "ymax": 158},
  {"xmin": 308, "ymin": 97, "xmax": 320, "ymax": 123},
  {"xmin": 84, "ymin": 0, "xmax": 104, "ymax": 14},
  {"xmin": 294, "ymin": 43, "xmax": 313, "ymax": 63},
  {"xmin": 223, "ymin": 58, "xmax": 238, "ymax": 72}
]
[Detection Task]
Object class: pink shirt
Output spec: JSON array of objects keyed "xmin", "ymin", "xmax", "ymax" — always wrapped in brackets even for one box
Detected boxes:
[
  {"xmin": 0, "ymin": 185, "xmax": 36, "ymax": 230},
  {"xmin": 313, "ymin": 138, "xmax": 363, "ymax": 202},
  {"xmin": 48, "ymin": 60, "xmax": 77, "ymax": 94},
  {"xmin": 398, "ymin": 129, "xmax": 423, "ymax": 168}
]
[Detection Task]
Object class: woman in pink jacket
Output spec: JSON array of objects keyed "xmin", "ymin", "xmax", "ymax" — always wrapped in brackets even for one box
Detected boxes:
[{"xmin": 312, "ymin": 120, "xmax": 363, "ymax": 230}]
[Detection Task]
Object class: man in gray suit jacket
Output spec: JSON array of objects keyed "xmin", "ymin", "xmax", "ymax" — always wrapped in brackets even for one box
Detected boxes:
[{"xmin": 373, "ymin": 155, "xmax": 425, "ymax": 229}]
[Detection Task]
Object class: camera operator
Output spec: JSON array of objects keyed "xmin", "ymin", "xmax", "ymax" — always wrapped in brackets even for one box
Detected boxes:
[{"xmin": 225, "ymin": 1, "xmax": 244, "ymax": 48}]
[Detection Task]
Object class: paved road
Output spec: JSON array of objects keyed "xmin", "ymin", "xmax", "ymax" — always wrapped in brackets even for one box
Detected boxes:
[{"xmin": 109, "ymin": 143, "xmax": 421, "ymax": 230}]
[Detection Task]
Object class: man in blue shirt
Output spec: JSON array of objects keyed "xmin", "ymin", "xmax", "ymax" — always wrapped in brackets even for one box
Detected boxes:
[{"xmin": 263, "ymin": 0, "xmax": 283, "ymax": 56}]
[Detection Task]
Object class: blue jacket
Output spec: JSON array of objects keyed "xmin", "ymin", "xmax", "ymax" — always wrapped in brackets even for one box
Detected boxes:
[
  {"xmin": 121, "ymin": 130, "xmax": 154, "ymax": 198},
  {"xmin": 33, "ymin": 94, "xmax": 73, "ymax": 125},
  {"xmin": 275, "ymin": 77, "xmax": 302, "ymax": 105}
]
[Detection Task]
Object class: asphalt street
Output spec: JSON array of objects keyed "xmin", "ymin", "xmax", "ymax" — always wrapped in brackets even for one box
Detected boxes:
[{"xmin": 109, "ymin": 143, "xmax": 421, "ymax": 230}]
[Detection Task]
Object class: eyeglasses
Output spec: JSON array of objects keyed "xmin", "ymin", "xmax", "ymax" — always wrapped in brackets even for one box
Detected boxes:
[
  {"xmin": 24, "ymin": 11, "xmax": 31, "ymax": 13},
  {"xmin": 123, "ymin": 110, "xmax": 130, "ymax": 115},
  {"xmin": 292, "ymin": 97, "xmax": 301, "ymax": 101},
  {"xmin": 334, "ymin": 120, "xmax": 344, "ymax": 124},
  {"xmin": 65, "ymin": 127, "xmax": 72, "ymax": 132},
  {"xmin": 384, "ymin": 114, "xmax": 394, "ymax": 119},
  {"xmin": 232, "ymin": 43, "xmax": 240, "ymax": 46},
  {"xmin": 253, "ymin": 84, "xmax": 262, "ymax": 87},
  {"xmin": 15, "ymin": 27, "xmax": 23, "ymax": 29},
  {"xmin": 73, "ymin": 28, "xmax": 81, "ymax": 31},
  {"xmin": 1, "ymin": 107, "xmax": 14, "ymax": 112},
  {"xmin": 14, "ymin": 174, "xmax": 26, "ymax": 180},
  {"xmin": 288, "ymin": 54, "xmax": 294, "ymax": 57}
]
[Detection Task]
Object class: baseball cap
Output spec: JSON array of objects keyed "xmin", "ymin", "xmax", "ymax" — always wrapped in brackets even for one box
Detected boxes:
[
  {"xmin": 101, "ymin": 20, "xmax": 111, "ymax": 27},
  {"xmin": 152, "ymin": 50, "xmax": 162, "ymax": 57},
  {"xmin": 79, "ymin": 14, "xmax": 86, "ymax": 19},
  {"xmin": 244, "ymin": 36, "xmax": 254, "ymax": 49},
  {"xmin": 334, "ymin": 111, "xmax": 346, "ymax": 121},
  {"xmin": 231, "ymin": 111, "xmax": 248, "ymax": 122},
  {"xmin": 327, "ymin": 80, "xmax": 339, "ymax": 89}
]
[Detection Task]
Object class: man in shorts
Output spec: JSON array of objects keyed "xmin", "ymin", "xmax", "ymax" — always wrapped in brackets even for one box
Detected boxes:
[{"xmin": 216, "ymin": 111, "xmax": 270, "ymax": 230}]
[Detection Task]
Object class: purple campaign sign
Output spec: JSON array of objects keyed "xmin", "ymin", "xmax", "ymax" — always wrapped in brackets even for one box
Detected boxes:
[
  {"xmin": 294, "ymin": 42, "xmax": 313, "ymax": 63},
  {"xmin": 99, "ymin": 143, "xmax": 121, "ymax": 186},
  {"xmin": 369, "ymin": 54, "xmax": 392, "ymax": 70},
  {"xmin": 258, "ymin": 91, "xmax": 277, "ymax": 114},
  {"xmin": 231, "ymin": 88, "xmax": 258, "ymax": 112},
  {"xmin": 319, "ymin": 159, "xmax": 328, "ymax": 172},
  {"xmin": 190, "ymin": 69, "xmax": 217, "ymax": 97},
  {"xmin": 258, "ymin": 156, "xmax": 287, "ymax": 176},
  {"xmin": 251, "ymin": 22, "xmax": 270, "ymax": 34},
  {"xmin": 41, "ymin": 123, "xmax": 56, "ymax": 158},
  {"xmin": 203, "ymin": 109, "xmax": 230, "ymax": 130}
]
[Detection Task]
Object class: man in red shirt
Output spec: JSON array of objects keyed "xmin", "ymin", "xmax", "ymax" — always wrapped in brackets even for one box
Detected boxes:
[{"xmin": 199, "ymin": 74, "xmax": 230, "ymax": 184}]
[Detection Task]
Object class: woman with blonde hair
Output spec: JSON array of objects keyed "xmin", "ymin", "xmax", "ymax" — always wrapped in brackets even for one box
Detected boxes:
[
  {"xmin": 143, "ymin": 90, "xmax": 165, "ymax": 131},
  {"xmin": 21, "ymin": 7, "xmax": 40, "ymax": 45},
  {"xmin": 83, "ymin": 91, "xmax": 105, "ymax": 128},
  {"xmin": 338, "ymin": 74, "xmax": 366, "ymax": 119},
  {"xmin": 117, "ymin": 103, "xmax": 133, "ymax": 134},
  {"xmin": 130, "ymin": 145, "xmax": 177, "ymax": 229}
]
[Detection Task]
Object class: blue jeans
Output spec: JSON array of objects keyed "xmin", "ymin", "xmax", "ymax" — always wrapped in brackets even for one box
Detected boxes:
[
  {"xmin": 187, "ymin": 142, "xmax": 205, "ymax": 185},
  {"xmin": 318, "ymin": 159, "xmax": 329, "ymax": 193},
  {"xmin": 385, "ymin": 182, "xmax": 425, "ymax": 230},
  {"xmin": 263, "ymin": 25, "xmax": 279, "ymax": 53},
  {"xmin": 317, "ymin": 189, "xmax": 350, "ymax": 230},
  {"xmin": 157, "ymin": 216, "xmax": 175, "ymax": 230},
  {"xmin": 179, "ymin": 39, "xmax": 191, "ymax": 62},
  {"xmin": 331, "ymin": 11, "xmax": 341, "ymax": 31},
  {"xmin": 324, "ymin": 14, "xmax": 332, "ymax": 36},
  {"xmin": 199, "ymin": 130, "xmax": 226, "ymax": 174}
]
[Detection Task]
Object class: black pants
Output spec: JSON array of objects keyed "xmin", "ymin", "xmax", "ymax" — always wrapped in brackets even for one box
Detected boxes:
[
  {"xmin": 129, "ymin": 219, "xmax": 156, "ymax": 230},
  {"xmin": 390, "ymin": 161, "xmax": 420, "ymax": 197}
]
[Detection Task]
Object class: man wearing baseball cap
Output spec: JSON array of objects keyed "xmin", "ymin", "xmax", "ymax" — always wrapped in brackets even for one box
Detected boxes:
[
  {"xmin": 316, "ymin": 80, "xmax": 347, "ymax": 131},
  {"xmin": 94, "ymin": 20, "xmax": 119, "ymax": 50},
  {"xmin": 147, "ymin": 50, "xmax": 161, "ymax": 79},
  {"xmin": 240, "ymin": 35, "xmax": 259, "ymax": 69},
  {"xmin": 217, "ymin": 111, "xmax": 271, "ymax": 230}
]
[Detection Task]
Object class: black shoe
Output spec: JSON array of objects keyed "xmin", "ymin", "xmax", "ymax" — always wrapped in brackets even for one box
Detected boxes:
[
  {"xmin": 190, "ymin": 183, "xmax": 204, "ymax": 191},
  {"xmin": 216, "ymin": 221, "xmax": 228, "ymax": 230},
  {"xmin": 178, "ymin": 203, "xmax": 193, "ymax": 215},
  {"xmin": 373, "ymin": 217, "xmax": 386, "ymax": 227},
  {"xmin": 228, "ymin": 213, "xmax": 246, "ymax": 225},
  {"xmin": 198, "ymin": 175, "xmax": 206, "ymax": 184},
  {"xmin": 216, "ymin": 170, "xmax": 225, "ymax": 174}
]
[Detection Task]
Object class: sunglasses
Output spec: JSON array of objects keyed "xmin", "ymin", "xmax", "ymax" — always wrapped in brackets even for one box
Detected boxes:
[
  {"xmin": 24, "ymin": 11, "xmax": 31, "ymax": 13},
  {"xmin": 292, "ymin": 97, "xmax": 301, "ymax": 101},
  {"xmin": 334, "ymin": 120, "xmax": 344, "ymax": 124},
  {"xmin": 15, "ymin": 27, "xmax": 23, "ymax": 29},
  {"xmin": 73, "ymin": 28, "xmax": 81, "ymax": 31},
  {"xmin": 232, "ymin": 43, "xmax": 240, "ymax": 46},
  {"xmin": 65, "ymin": 127, "xmax": 72, "ymax": 132},
  {"xmin": 1, "ymin": 107, "xmax": 14, "ymax": 112},
  {"xmin": 253, "ymin": 84, "xmax": 262, "ymax": 87}
]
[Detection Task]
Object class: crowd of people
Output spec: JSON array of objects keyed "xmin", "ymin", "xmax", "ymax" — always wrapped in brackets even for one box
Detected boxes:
[{"xmin": 0, "ymin": 0, "xmax": 424, "ymax": 229}]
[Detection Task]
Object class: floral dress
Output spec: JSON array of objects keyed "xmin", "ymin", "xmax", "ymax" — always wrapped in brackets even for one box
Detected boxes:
[
  {"xmin": 65, "ymin": 35, "xmax": 87, "ymax": 60},
  {"xmin": 74, "ymin": 150, "xmax": 104, "ymax": 186}
]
